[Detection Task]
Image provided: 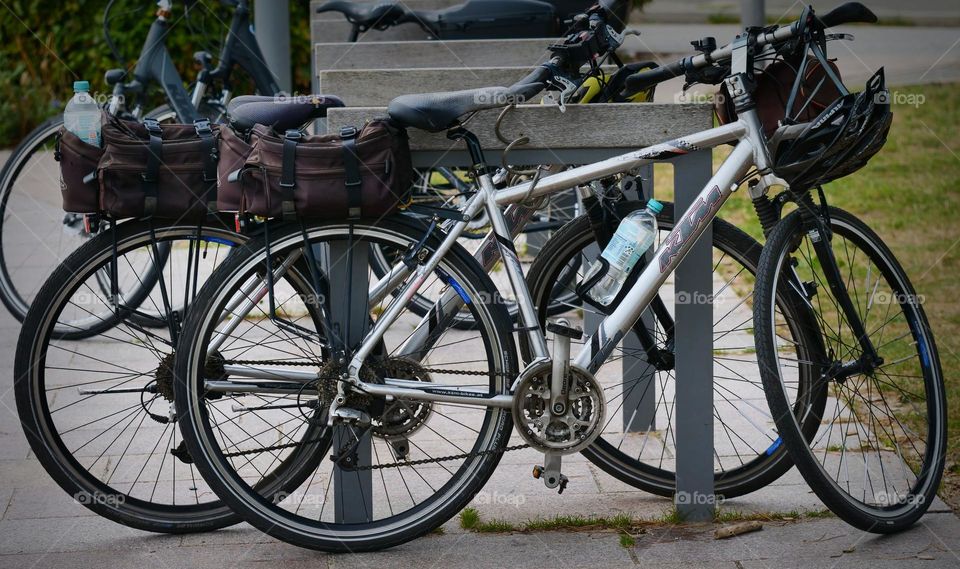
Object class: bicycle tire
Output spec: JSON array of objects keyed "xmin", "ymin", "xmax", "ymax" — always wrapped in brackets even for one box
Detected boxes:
[
  {"xmin": 174, "ymin": 216, "xmax": 518, "ymax": 551},
  {"xmin": 754, "ymin": 206, "xmax": 947, "ymax": 532},
  {"xmin": 15, "ymin": 217, "xmax": 330, "ymax": 533}
]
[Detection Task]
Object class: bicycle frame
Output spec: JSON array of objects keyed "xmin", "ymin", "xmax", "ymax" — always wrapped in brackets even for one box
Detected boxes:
[
  {"xmin": 108, "ymin": 0, "xmax": 281, "ymax": 122},
  {"xmin": 191, "ymin": 0, "xmax": 282, "ymax": 107},
  {"xmin": 208, "ymin": 78, "xmax": 777, "ymax": 414}
]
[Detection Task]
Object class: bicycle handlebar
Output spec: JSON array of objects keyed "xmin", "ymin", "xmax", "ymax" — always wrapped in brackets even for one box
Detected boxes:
[
  {"xmin": 498, "ymin": 1, "xmax": 620, "ymax": 104},
  {"xmin": 506, "ymin": 56, "xmax": 564, "ymax": 101},
  {"xmin": 623, "ymin": 2, "xmax": 877, "ymax": 93}
]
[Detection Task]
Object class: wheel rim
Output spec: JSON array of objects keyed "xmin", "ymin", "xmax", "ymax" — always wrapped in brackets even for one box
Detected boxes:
[{"xmin": 19, "ymin": 225, "xmax": 242, "ymax": 524}]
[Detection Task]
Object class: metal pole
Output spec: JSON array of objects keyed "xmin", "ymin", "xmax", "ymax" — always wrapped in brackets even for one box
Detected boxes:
[
  {"xmin": 740, "ymin": 0, "xmax": 765, "ymax": 27},
  {"xmin": 325, "ymin": 241, "xmax": 373, "ymax": 523},
  {"xmin": 672, "ymin": 151, "xmax": 715, "ymax": 522},
  {"xmin": 255, "ymin": 0, "xmax": 292, "ymax": 93}
]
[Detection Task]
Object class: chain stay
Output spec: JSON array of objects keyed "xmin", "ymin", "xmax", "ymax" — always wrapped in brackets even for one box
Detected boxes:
[{"xmin": 220, "ymin": 359, "xmax": 515, "ymax": 467}]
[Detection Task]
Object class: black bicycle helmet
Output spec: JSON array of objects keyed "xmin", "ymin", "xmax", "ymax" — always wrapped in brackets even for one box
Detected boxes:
[{"xmin": 772, "ymin": 68, "xmax": 892, "ymax": 190}]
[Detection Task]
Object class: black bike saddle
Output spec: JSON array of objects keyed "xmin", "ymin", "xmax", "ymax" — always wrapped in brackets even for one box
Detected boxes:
[
  {"xmin": 319, "ymin": 0, "xmax": 558, "ymax": 39},
  {"xmin": 229, "ymin": 95, "xmax": 346, "ymax": 133},
  {"xmin": 408, "ymin": 0, "xmax": 556, "ymax": 37},
  {"xmin": 315, "ymin": 1, "xmax": 408, "ymax": 31},
  {"xmin": 388, "ymin": 87, "xmax": 516, "ymax": 132}
]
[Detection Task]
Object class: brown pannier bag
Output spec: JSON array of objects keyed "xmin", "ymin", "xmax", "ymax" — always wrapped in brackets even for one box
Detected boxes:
[
  {"xmin": 97, "ymin": 115, "xmax": 221, "ymax": 219},
  {"xmin": 218, "ymin": 119, "xmax": 413, "ymax": 219},
  {"xmin": 57, "ymin": 127, "xmax": 104, "ymax": 213}
]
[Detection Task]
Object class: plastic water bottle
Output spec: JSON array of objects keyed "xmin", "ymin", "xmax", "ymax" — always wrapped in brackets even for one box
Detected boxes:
[
  {"xmin": 63, "ymin": 80, "xmax": 101, "ymax": 147},
  {"xmin": 583, "ymin": 199, "xmax": 664, "ymax": 306}
]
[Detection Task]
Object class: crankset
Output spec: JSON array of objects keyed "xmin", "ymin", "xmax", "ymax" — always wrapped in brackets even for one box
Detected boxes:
[{"xmin": 513, "ymin": 320, "xmax": 605, "ymax": 493}]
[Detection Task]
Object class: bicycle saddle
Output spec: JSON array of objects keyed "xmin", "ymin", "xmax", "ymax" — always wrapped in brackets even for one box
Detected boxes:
[
  {"xmin": 226, "ymin": 95, "xmax": 280, "ymax": 116},
  {"xmin": 388, "ymin": 87, "xmax": 517, "ymax": 132},
  {"xmin": 319, "ymin": 0, "xmax": 558, "ymax": 39},
  {"xmin": 229, "ymin": 95, "xmax": 346, "ymax": 133},
  {"xmin": 315, "ymin": 1, "xmax": 408, "ymax": 31}
]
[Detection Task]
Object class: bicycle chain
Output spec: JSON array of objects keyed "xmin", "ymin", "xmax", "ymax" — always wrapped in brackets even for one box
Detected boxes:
[{"xmin": 219, "ymin": 359, "xmax": 517, "ymax": 467}]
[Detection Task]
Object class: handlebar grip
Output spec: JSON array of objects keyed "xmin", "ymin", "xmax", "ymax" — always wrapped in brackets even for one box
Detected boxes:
[
  {"xmin": 623, "ymin": 61, "xmax": 684, "ymax": 93},
  {"xmin": 819, "ymin": 2, "xmax": 878, "ymax": 27},
  {"xmin": 508, "ymin": 60, "xmax": 557, "ymax": 101}
]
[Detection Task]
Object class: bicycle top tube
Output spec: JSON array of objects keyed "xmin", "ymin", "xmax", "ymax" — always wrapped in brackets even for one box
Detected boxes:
[{"xmin": 494, "ymin": 120, "xmax": 746, "ymax": 207}]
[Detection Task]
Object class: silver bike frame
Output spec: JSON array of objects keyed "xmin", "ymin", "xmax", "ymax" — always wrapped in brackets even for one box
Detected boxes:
[{"xmin": 206, "ymin": 96, "xmax": 778, "ymax": 412}]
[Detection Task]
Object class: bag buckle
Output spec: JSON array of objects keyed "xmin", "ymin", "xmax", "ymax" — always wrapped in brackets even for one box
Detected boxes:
[
  {"xmin": 339, "ymin": 126, "xmax": 358, "ymax": 139},
  {"xmin": 194, "ymin": 118, "xmax": 213, "ymax": 136},
  {"xmin": 284, "ymin": 129, "xmax": 302, "ymax": 142},
  {"xmin": 143, "ymin": 118, "xmax": 162, "ymax": 135}
]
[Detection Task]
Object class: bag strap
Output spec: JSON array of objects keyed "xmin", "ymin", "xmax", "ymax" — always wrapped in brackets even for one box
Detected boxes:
[
  {"xmin": 280, "ymin": 129, "xmax": 300, "ymax": 220},
  {"xmin": 340, "ymin": 126, "xmax": 362, "ymax": 219},
  {"xmin": 194, "ymin": 118, "xmax": 219, "ymax": 213},
  {"xmin": 142, "ymin": 118, "xmax": 163, "ymax": 217}
]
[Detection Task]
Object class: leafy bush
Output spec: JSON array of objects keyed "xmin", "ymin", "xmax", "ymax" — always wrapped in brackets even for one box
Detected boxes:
[{"xmin": 0, "ymin": 0, "xmax": 314, "ymax": 147}]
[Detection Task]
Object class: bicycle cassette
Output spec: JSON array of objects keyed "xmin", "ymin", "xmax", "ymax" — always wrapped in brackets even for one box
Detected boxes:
[{"xmin": 511, "ymin": 362, "xmax": 604, "ymax": 454}]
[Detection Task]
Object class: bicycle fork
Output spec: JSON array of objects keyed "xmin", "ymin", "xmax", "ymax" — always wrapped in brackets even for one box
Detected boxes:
[{"xmin": 797, "ymin": 196, "xmax": 883, "ymax": 382}]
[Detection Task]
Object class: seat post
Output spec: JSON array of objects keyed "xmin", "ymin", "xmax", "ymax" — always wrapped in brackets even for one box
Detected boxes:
[{"xmin": 447, "ymin": 127, "xmax": 487, "ymax": 172}]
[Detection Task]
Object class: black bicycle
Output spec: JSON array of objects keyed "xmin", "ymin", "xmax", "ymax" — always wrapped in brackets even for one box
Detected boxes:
[
  {"xmin": 0, "ymin": 0, "xmax": 613, "ymax": 328},
  {"xmin": 0, "ymin": 0, "xmax": 279, "ymax": 329}
]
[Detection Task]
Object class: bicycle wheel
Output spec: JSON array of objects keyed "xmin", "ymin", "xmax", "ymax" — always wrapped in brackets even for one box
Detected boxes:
[
  {"xmin": 174, "ymin": 217, "xmax": 517, "ymax": 551},
  {"xmin": 14, "ymin": 217, "xmax": 328, "ymax": 533},
  {"xmin": 754, "ymin": 205, "xmax": 946, "ymax": 532},
  {"xmin": 525, "ymin": 200, "xmax": 825, "ymax": 498}
]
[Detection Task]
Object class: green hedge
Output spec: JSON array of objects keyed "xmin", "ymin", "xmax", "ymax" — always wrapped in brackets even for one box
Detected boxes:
[
  {"xmin": 1, "ymin": 1, "xmax": 644, "ymax": 148},
  {"xmin": 0, "ymin": 1, "xmax": 313, "ymax": 147}
]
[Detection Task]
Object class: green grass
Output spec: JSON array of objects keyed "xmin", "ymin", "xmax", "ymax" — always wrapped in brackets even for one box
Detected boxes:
[
  {"xmin": 456, "ymin": 507, "xmax": 833, "ymax": 535},
  {"xmin": 717, "ymin": 84, "xmax": 960, "ymax": 508},
  {"xmin": 459, "ymin": 507, "xmax": 480, "ymax": 530}
]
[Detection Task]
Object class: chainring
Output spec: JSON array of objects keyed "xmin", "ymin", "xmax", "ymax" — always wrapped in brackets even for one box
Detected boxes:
[{"xmin": 512, "ymin": 362, "xmax": 605, "ymax": 455}]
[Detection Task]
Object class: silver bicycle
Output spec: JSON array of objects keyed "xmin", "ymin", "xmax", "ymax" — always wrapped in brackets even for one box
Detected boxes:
[{"xmin": 171, "ymin": 2, "xmax": 944, "ymax": 551}]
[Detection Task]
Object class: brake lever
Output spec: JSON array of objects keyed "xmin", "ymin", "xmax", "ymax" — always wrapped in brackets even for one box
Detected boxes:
[
  {"xmin": 544, "ymin": 75, "xmax": 577, "ymax": 112},
  {"xmin": 825, "ymin": 32, "xmax": 854, "ymax": 41},
  {"xmin": 604, "ymin": 25, "xmax": 628, "ymax": 50}
]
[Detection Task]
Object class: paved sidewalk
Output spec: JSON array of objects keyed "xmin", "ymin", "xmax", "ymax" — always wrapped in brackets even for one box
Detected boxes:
[{"xmin": 1, "ymin": 294, "xmax": 960, "ymax": 567}]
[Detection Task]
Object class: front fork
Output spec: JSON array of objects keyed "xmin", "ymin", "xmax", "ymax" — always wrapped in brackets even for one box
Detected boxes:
[
  {"xmin": 758, "ymin": 184, "xmax": 883, "ymax": 380},
  {"xmin": 795, "ymin": 195, "xmax": 883, "ymax": 379}
]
